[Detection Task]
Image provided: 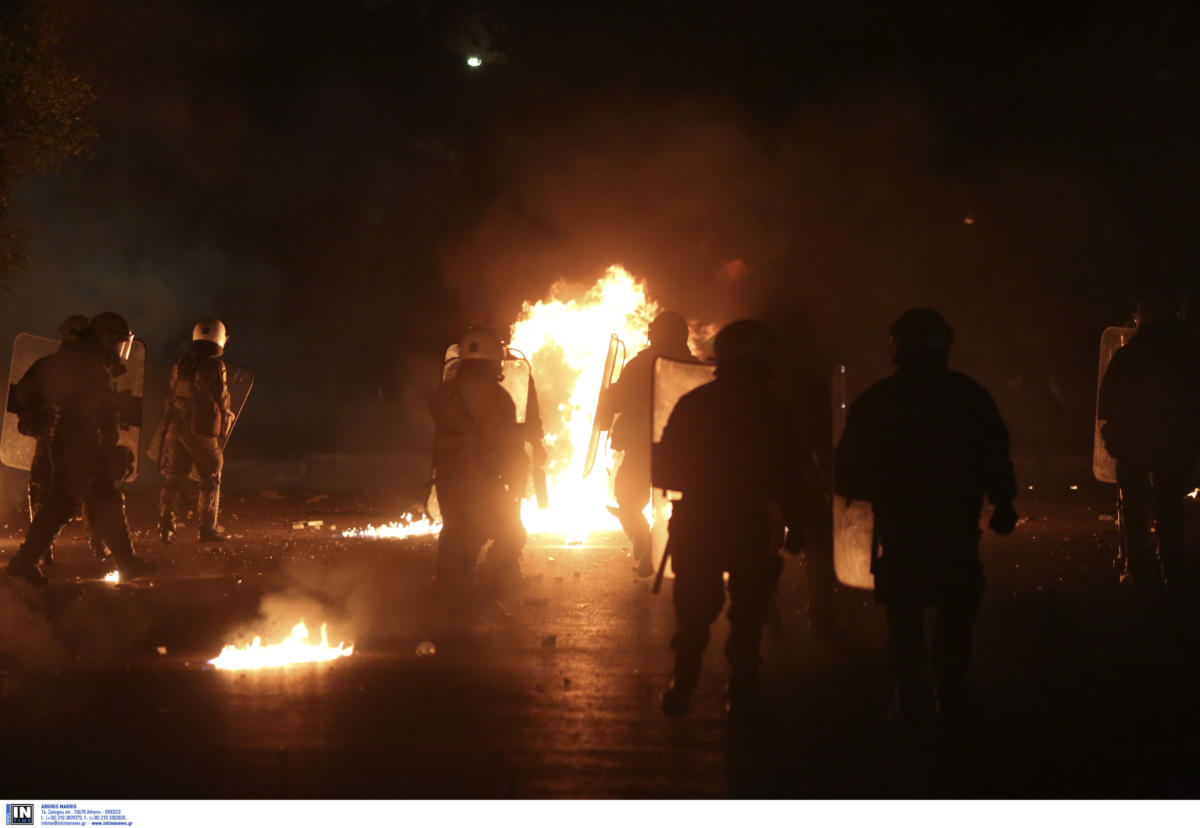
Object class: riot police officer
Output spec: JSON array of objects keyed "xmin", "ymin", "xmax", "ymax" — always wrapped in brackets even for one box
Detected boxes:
[
  {"xmin": 835, "ymin": 308, "xmax": 1017, "ymax": 724},
  {"xmin": 157, "ymin": 319, "xmax": 236, "ymax": 544},
  {"xmin": 432, "ymin": 327, "xmax": 530, "ymax": 610},
  {"xmin": 599, "ymin": 311, "xmax": 698, "ymax": 576},
  {"xmin": 653, "ymin": 320, "xmax": 806, "ymax": 720},
  {"xmin": 5, "ymin": 313, "xmax": 156, "ymax": 586},
  {"xmin": 1098, "ymin": 289, "xmax": 1200, "ymax": 590}
]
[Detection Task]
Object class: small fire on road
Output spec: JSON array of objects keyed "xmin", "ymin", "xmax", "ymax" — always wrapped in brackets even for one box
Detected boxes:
[
  {"xmin": 341, "ymin": 512, "xmax": 441, "ymax": 540},
  {"xmin": 208, "ymin": 621, "xmax": 354, "ymax": 670}
]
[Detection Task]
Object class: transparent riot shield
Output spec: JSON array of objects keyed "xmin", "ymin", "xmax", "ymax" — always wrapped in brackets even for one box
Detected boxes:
[
  {"xmin": 441, "ymin": 344, "xmax": 531, "ymax": 424},
  {"xmin": 1093, "ymin": 326, "xmax": 1136, "ymax": 484},
  {"xmin": 583, "ymin": 334, "xmax": 626, "ymax": 477},
  {"xmin": 2, "ymin": 333, "xmax": 146, "ymax": 480},
  {"xmin": 831, "ymin": 363, "xmax": 874, "ymax": 589},
  {"xmin": 649, "ymin": 356, "xmax": 717, "ymax": 571},
  {"xmin": 146, "ymin": 361, "xmax": 254, "ymax": 481}
]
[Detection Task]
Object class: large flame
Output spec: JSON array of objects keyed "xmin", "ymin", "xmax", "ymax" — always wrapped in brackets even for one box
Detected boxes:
[
  {"xmin": 208, "ymin": 620, "xmax": 354, "ymax": 670},
  {"xmin": 510, "ymin": 265, "xmax": 659, "ymax": 543},
  {"xmin": 344, "ymin": 265, "xmax": 671, "ymax": 545}
]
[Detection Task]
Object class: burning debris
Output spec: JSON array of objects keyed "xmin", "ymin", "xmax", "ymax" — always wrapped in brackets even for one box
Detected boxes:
[
  {"xmin": 341, "ymin": 512, "xmax": 441, "ymax": 540},
  {"xmin": 207, "ymin": 620, "xmax": 354, "ymax": 670},
  {"xmin": 103, "ymin": 570, "xmax": 120, "ymax": 584}
]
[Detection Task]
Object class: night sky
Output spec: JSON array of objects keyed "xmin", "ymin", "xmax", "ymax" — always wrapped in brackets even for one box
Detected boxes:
[{"xmin": 2, "ymin": 0, "xmax": 1198, "ymax": 461}]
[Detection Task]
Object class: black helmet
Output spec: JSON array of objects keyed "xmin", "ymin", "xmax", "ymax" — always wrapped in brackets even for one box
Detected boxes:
[
  {"xmin": 648, "ymin": 311, "xmax": 689, "ymax": 350},
  {"xmin": 58, "ymin": 314, "xmax": 90, "ymax": 344},
  {"xmin": 714, "ymin": 319, "xmax": 777, "ymax": 369},
  {"xmin": 88, "ymin": 312, "xmax": 135, "ymax": 361},
  {"xmin": 889, "ymin": 308, "xmax": 953, "ymax": 356}
]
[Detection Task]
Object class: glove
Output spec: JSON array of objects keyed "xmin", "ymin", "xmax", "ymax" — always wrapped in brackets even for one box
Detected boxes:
[
  {"xmin": 783, "ymin": 523, "xmax": 805, "ymax": 555},
  {"xmin": 988, "ymin": 500, "xmax": 1018, "ymax": 536}
]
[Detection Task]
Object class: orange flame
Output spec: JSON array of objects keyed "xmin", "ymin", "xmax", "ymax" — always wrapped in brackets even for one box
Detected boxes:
[{"xmin": 208, "ymin": 620, "xmax": 354, "ymax": 670}]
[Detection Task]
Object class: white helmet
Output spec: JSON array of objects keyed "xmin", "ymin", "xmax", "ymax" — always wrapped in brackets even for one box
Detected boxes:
[
  {"xmin": 193, "ymin": 318, "xmax": 228, "ymax": 349},
  {"xmin": 458, "ymin": 326, "xmax": 504, "ymax": 361}
]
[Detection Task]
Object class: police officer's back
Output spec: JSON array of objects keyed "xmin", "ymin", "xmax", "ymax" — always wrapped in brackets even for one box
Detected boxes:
[
  {"xmin": 1098, "ymin": 292, "xmax": 1200, "ymax": 587},
  {"xmin": 654, "ymin": 320, "xmax": 805, "ymax": 720},
  {"xmin": 836, "ymin": 308, "xmax": 1016, "ymax": 723}
]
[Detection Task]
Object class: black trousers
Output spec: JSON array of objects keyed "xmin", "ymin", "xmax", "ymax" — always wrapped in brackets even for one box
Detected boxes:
[
  {"xmin": 670, "ymin": 547, "xmax": 783, "ymax": 692},
  {"xmin": 613, "ymin": 449, "xmax": 651, "ymax": 563},
  {"xmin": 436, "ymin": 474, "xmax": 526, "ymax": 597},
  {"xmin": 1116, "ymin": 459, "xmax": 1191, "ymax": 584},
  {"xmin": 16, "ymin": 452, "xmax": 136, "ymax": 568}
]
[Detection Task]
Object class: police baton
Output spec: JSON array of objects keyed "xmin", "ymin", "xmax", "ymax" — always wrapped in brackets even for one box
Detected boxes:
[{"xmin": 652, "ymin": 548, "xmax": 671, "ymax": 595}]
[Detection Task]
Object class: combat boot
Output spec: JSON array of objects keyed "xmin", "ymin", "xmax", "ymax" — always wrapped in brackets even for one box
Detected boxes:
[
  {"xmin": 199, "ymin": 524, "xmax": 231, "ymax": 543},
  {"xmin": 6, "ymin": 552, "xmax": 49, "ymax": 587},
  {"xmin": 726, "ymin": 674, "xmax": 764, "ymax": 724},
  {"xmin": 662, "ymin": 657, "xmax": 701, "ymax": 718},
  {"xmin": 117, "ymin": 555, "xmax": 158, "ymax": 580}
]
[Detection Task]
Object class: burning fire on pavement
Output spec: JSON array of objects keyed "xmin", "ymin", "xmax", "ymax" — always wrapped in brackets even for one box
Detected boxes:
[{"xmin": 208, "ymin": 621, "xmax": 354, "ymax": 671}]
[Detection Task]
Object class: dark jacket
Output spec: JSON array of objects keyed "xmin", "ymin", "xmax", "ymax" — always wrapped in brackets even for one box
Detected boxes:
[
  {"xmin": 167, "ymin": 340, "xmax": 234, "ymax": 439},
  {"xmin": 652, "ymin": 374, "xmax": 806, "ymax": 556},
  {"xmin": 18, "ymin": 333, "xmax": 129, "ymax": 471},
  {"xmin": 836, "ymin": 359, "xmax": 1015, "ymax": 556},
  {"xmin": 605, "ymin": 344, "xmax": 698, "ymax": 453},
  {"xmin": 1098, "ymin": 321, "xmax": 1200, "ymax": 466}
]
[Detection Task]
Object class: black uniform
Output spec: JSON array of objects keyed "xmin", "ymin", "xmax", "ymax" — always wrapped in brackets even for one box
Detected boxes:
[
  {"xmin": 11, "ymin": 352, "xmax": 112, "ymax": 561},
  {"xmin": 604, "ymin": 342, "xmax": 698, "ymax": 569},
  {"xmin": 158, "ymin": 340, "xmax": 235, "ymax": 537},
  {"xmin": 432, "ymin": 359, "xmax": 529, "ymax": 597},
  {"xmin": 6, "ymin": 332, "xmax": 146, "ymax": 575},
  {"xmin": 836, "ymin": 353, "xmax": 1015, "ymax": 714},
  {"xmin": 1098, "ymin": 320, "xmax": 1200, "ymax": 586},
  {"xmin": 653, "ymin": 372, "xmax": 806, "ymax": 704}
]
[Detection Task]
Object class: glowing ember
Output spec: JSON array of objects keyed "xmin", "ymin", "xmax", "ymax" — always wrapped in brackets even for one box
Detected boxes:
[
  {"xmin": 103, "ymin": 570, "xmax": 120, "ymax": 584},
  {"xmin": 1188, "ymin": 488, "xmax": 1199, "ymax": 500},
  {"xmin": 342, "ymin": 512, "xmax": 441, "ymax": 540},
  {"xmin": 208, "ymin": 621, "xmax": 354, "ymax": 670}
]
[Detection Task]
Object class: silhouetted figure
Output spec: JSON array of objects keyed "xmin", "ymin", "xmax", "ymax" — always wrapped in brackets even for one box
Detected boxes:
[
  {"xmin": 769, "ymin": 311, "xmax": 842, "ymax": 638},
  {"xmin": 836, "ymin": 308, "xmax": 1017, "ymax": 724},
  {"xmin": 599, "ymin": 311, "xmax": 697, "ymax": 576},
  {"xmin": 4, "ymin": 313, "xmax": 157, "ymax": 587},
  {"xmin": 653, "ymin": 320, "xmax": 805, "ymax": 721},
  {"xmin": 158, "ymin": 318, "xmax": 236, "ymax": 544},
  {"xmin": 1098, "ymin": 291, "xmax": 1200, "ymax": 590},
  {"xmin": 9, "ymin": 314, "xmax": 109, "ymax": 566},
  {"xmin": 432, "ymin": 327, "xmax": 530, "ymax": 613}
]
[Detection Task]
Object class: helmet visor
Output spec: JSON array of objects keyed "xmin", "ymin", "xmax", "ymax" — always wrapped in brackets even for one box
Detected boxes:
[{"xmin": 115, "ymin": 333, "xmax": 134, "ymax": 362}]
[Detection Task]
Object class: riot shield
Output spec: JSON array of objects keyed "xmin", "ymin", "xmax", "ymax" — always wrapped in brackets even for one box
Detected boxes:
[
  {"xmin": 832, "ymin": 363, "xmax": 874, "ymax": 589},
  {"xmin": 441, "ymin": 344, "xmax": 531, "ymax": 424},
  {"xmin": 649, "ymin": 356, "xmax": 717, "ymax": 570},
  {"xmin": 2, "ymin": 333, "xmax": 146, "ymax": 480},
  {"xmin": 583, "ymin": 334, "xmax": 626, "ymax": 477},
  {"xmin": 1093, "ymin": 326, "xmax": 1136, "ymax": 484},
  {"xmin": 146, "ymin": 361, "xmax": 254, "ymax": 481}
]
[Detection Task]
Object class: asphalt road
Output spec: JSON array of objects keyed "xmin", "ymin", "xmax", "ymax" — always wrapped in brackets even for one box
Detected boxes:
[{"xmin": 0, "ymin": 488, "xmax": 1197, "ymax": 798}]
